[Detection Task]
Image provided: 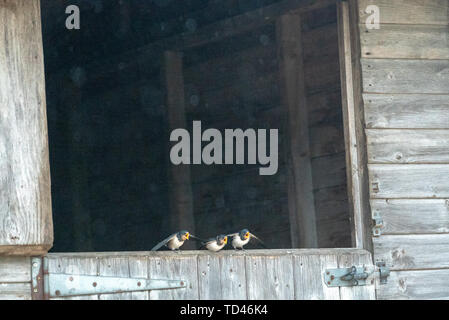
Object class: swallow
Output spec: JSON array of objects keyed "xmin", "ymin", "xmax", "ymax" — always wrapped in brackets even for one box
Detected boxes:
[
  {"xmin": 151, "ymin": 230, "xmax": 199, "ymax": 251},
  {"xmin": 227, "ymin": 229, "xmax": 265, "ymax": 250},
  {"xmin": 201, "ymin": 234, "xmax": 228, "ymax": 252}
]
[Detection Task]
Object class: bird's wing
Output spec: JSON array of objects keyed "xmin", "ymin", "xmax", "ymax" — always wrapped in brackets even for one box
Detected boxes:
[
  {"xmin": 249, "ymin": 233, "xmax": 266, "ymax": 248},
  {"xmin": 200, "ymin": 238, "xmax": 216, "ymax": 249},
  {"xmin": 151, "ymin": 233, "xmax": 177, "ymax": 251}
]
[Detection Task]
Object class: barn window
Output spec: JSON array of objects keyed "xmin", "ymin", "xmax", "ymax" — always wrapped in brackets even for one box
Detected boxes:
[{"xmin": 42, "ymin": 0, "xmax": 355, "ymax": 252}]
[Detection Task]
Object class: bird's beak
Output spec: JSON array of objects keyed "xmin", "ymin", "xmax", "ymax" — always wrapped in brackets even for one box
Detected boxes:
[
  {"xmin": 245, "ymin": 232, "xmax": 250, "ymax": 239},
  {"xmin": 186, "ymin": 233, "xmax": 190, "ymax": 240},
  {"xmin": 224, "ymin": 237, "xmax": 228, "ymax": 244}
]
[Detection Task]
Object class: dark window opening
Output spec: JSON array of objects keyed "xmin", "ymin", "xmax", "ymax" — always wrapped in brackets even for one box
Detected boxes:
[{"xmin": 41, "ymin": 0, "xmax": 351, "ymax": 252}]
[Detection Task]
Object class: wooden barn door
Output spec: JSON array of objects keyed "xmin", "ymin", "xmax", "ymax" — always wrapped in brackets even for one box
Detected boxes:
[{"xmin": 29, "ymin": 249, "xmax": 376, "ymax": 300}]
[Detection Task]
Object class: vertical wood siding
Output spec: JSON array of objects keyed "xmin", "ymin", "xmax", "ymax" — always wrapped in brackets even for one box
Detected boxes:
[
  {"xmin": 357, "ymin": 0, "xmax": 449, "ymax": 299},
  {"xmin": 41, "ymin": 249, "xmax": 374, "ymax": 300}
]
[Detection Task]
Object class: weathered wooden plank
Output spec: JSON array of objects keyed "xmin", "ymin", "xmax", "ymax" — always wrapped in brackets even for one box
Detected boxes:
[
  {"xmin": 148, "ymin": 253, "xmax": 199, "ymax": 300},
  {"xmin": 367, "ymin": 129, "xmax": 449, "ymax": 164},
  {"xmin": 361, "ymin": 25, "xmax": 449, "ymax": 59},
  {"xmin": 364, "ymin": 94, "xmax": 449, "ymax": 129},
  {"xmin": 362, "ymin": 59, "xmax": 449, "ymax": 94},
  {"xmin": 369, "ymin": 164, "xmax": 449, "ymax": 198},
  {"xmin": 0, "ymin": 257, "xmax": 31, "ymax": 282},
  {"xmin": 359, "ymin": 0, "xmax": 449, "ymax": 25},
  {"xmin": 128, "ymin": 256, "xmax": 149, "ymax": 300},
  {"xmin": 293, "ymin": 254, "xmax": 340, "ymax": 299},
  {"xmin": 197, "ymin": 253, "xmax": 247, "ymax": 300},
  {"xmin": 220, "ymin": 254, "xmax": 247, "ymax": 300},
  {"xmin": 338, "ymin": 251, "xmax": 376, "ymax": 300},
  {"xmin": 338, "ymin": 0, "xmax": 373, "ymax": 250},
  {"xmin": 0, "ymin": 0, "xmax": 53, "ymax": 255},
  {"xmin": 245, "ymin": 254, "xmax": 295, "ymax": 299},
  {"xmin": 373, "ymin": 234, "xmax": 449, "ymax": 270},
  {"xmin": 377, "ymin": 269, "xmax": 449, "ymax": 300},
  {"xmin": 98, "ymin": 257, "xmax": 132, "ymax": 300},
  {"xmin": 46, "ymin": 255, "xmax": 99, "ymax": 300},
  {"xmin": 371, "ymin": 199, "xmax": 449, "ymax": 234},
  {"xmin": 363, "ymin": 59, "xmax": 449, "ymax": 94},
  {"xmin": 277, "ymin": 13, "xmax": 317, "ymax": 248},
  {"xmin": 0, "ymin": 283, "xmax": 31, "ymax": 300}
]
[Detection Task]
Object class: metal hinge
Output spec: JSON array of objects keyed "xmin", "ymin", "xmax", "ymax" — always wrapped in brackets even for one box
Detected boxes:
[
  {"xmin": 31, "ymin": 257, "xmax": 186, "ymax": 299},
  {"xmin": 324, "ymin": 263, "xmax": 390, "ymax": 287},
  {"xmin": 324, "ymin": 265, "xmax": 375, "ymax": 287},
  {"xmin": 376, "ymin": 261, "xmax": 390, "ymax": 285},
  {"xmin": 372, "ymin": 210, "xmax": 384, "ymax": 237}
]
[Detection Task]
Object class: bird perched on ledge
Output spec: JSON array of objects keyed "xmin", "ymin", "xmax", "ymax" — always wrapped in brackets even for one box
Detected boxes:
[
  {"xmin": 227, "ymin": 229, "xmax": 265, "ymax": 250},
  {"xmin": 151, "ymin": 230, "xmax": 199, "ymax": 251},
  {"xmin": 201, "ymin": 234, "xmax": 228, "ymax": 252}
]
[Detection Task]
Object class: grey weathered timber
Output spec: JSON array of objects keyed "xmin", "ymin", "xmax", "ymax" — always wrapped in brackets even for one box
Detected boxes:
[
  {"xmin": 164, "ymin": 51, "xmax": 196, "ymax": 245},
  {"xmin": 277, "ymin": 13, "xmax": 317, "ymax": 248},
  {"xmin": 0, "ymin": 0, "xmax": 53, "ymax": 255},
  {"xmin": 337, "ymin": 0, "xmax": 372, "ymax": 250},
  {"xmin": 359, "ymin": 0, "xmax": 449, "ymax": 25},
  {"xmin": 364, "ymin": 94, "xmax": 449, "ymax": 129},
  {"xmin": 371, "ymin": 199, "xmax": 449, "ymax": 235},
  {"xmin": 0, "ymin": 257, "xmax": 32, "ymax": 300},
  {"xmin": 40, "ymin": 249, "xmax": 375, "ymax": 300},
  {"xmin": 0, "ymin": 283, "xmax": 32, "ymax": 300},
  {"xmin": 360, "ymin": 25, "xmax": 449, "ymax": 59},
  {"xmin": 362, "ymin": 59, "xmax": 449, "ymax": 94},
  {"xmin": 368, "ymin": 164, "xmax": 449, "ymax": 198},
  {"xmin": 373, "ymin": 234, "xmax": 449, "ymax": 271},
  {"xmin": 0, "ymin": 257, "xmax": 31, "ymax": 282},
  {"xmin": 377, "ymin": 269, "xmax": 449, "ymax": 300},
  {"xmin": 338, "ymin": 251, "xmax": 376, "ymax": 300},
  {"xmin": 358, "ymin": 0, "xmax": 449, "ymax": 301},
  {"xmin": 367, "ymin": 129, "xmax": 449, "ymax": 164}
]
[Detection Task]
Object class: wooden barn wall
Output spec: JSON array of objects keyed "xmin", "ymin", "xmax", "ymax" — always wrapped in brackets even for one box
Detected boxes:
[
  {"xmin": 0, "ymin": 257, "xmax": 32, "ymax": 300},
  {"xmin": 182, "ymin": 4, "xmax": 351, "ymax": 249},
  {"xmin": 357, "ymin": 0, "xmax": 449, "ymax": 299}
]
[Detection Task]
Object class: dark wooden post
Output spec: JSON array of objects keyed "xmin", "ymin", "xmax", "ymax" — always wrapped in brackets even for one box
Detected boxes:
[
  {"xmin": 0, "ymin": 0, "xmax": 53, "ymax": 255},
  {"xmin": 163, "ymin": 51, "xmax": 196, "ymax": 246},
  {"xmin": 276, "ymin": 13, "xmax": 318, "ymax": 248}
]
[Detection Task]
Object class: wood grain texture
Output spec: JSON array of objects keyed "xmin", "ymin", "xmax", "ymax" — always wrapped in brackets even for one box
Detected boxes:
[
  {"xmin": 46, "ymin": 255, "xmax": 99, "ymax": 300},
  {"xmin": 377, "ymin": 269, "xmax": 449, "ymax": 300},
  {"xmin": 197, "ymin": 254, "xmax": 247, "ymax": 300},
  {"xmin": 364, "ymin": 94, "xmax": 449, "ymax": 129},
  {"xmin": 360, "ymin": 24, "xmax": 449, "ymax": 59},
  {"xmin": 277, "ymin": 13, "xmax": 317, "ymax": 248},
  {"xmin": 358, "ymin": 0, "xmax": 449, "ymax": 25},
  {"xmin": 371, "ymin": 199, "xmax": 449, "ymax": 234},
  {"xmin": 369, "ymin": 164, "xmax": 449, "ymax": 198},
  {"xmin": 367, "ymin": 129, "xmax": 449, "ymax": 164},
  {"xmin": 148, "ymin": 253, "xmax": 199, "ymax": 300},
  {"xmin": 42, "ymin": 250, "xmax": 375, "ymax": 300},
  {"xmin": 0, "ymin": 257, "xmax": 31, "ymax": 282},
  {"xmin": 362, "ymin": 59, "xmax": 449, "ymax": 94},
  {"xmin": 338, "ymin": 0, "xmax": 373, "ymax": 250},
  {"xmin": 373, "ymin": 234, "xmax": 449, "ymax": 270},
  {"xmin": 293, "ymin": 254, "xmax": 340, "ymax": 299},
  {"xmin": 0, "ymin": 0, "xmax": 53, "ymax": 254},
  {"xmin": 0, "ymin": 283, "xmax": 31, "ymax": 300},
  {"xmin": 245, "ymin": 254, "xmax": 295, "ymax": 299},
  {"xmin": 338, "ymin": 251, "xmax": 376, "ymax": 300}
]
